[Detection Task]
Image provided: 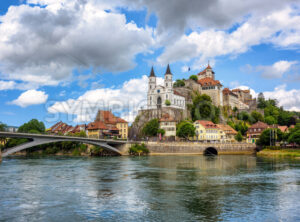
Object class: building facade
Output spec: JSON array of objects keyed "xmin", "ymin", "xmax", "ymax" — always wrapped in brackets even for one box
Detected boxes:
[
  {"xmin": 194, "ymin": 120, "xmax": 223, "ymax": 141},
  {"xmin": 159, "ymin": 113, "xmax": 177, "ymax": 138}
]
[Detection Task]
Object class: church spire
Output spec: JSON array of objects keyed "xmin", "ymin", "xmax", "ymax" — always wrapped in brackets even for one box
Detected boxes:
[
  {"xmin": 149, "ymin": 66, "xmax": 156, "ymax": 77},
  {"xmin": 165, "ymin": 64, "xmax": 172, "ymax": 75}
]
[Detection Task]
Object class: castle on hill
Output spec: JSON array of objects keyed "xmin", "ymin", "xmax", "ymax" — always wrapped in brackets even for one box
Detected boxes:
[{"xmin": 145, "ymin": 63, "xmax": 255, "ymax": 112}]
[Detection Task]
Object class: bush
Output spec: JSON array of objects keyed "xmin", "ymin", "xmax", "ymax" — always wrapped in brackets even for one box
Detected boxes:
[
  {"xmin": 129, "ymin": 143, "xmax": 149, "ymax": 156},
  {"xmin": 71, "ymin": 148, "xmax": 81, "ymax": 156},
  {"xmin": 165, "ymin": 99, "xmax": 171, "ymax": 106}
]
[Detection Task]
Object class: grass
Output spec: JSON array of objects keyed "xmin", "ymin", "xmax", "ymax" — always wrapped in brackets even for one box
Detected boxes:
[{"xmin": 257, "ymin": 149, "xmax": 300, "ymax": 158}]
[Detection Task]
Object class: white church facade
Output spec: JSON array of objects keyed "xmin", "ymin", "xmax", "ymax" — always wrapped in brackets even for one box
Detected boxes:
[{"xmin": 147, "ymin": 65, "xmax": 185, "ymax": 110}]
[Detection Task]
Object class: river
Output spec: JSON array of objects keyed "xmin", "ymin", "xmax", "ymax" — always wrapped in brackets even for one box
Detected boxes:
[{"xmin": 0, "ymin": 155, "xmax": 299, "ymax": 222}]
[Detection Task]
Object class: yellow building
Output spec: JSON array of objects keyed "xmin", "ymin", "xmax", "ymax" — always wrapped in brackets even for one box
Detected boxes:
[
  {"xmin": 194, "ymin": 120, "xmax": 222, "ymax": 141},
  {"xmin": 116, "ymin": 122, "xmax": 128, "ymax": 139}
]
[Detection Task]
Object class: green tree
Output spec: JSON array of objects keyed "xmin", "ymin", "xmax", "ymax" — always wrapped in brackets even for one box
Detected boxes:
[
  {"xmin": 191, "ymin": 93, "xmax": 219, "ymax": 122},
  {"xmin": 176, "ymin": 121, "xmax": 196, "ymax": 140},
  {"xmin": 0, "ymin": 122, "xmax": 7, "ymax": 131},
  {"xmin": 235, "ymin": 131, "xmax": 243, "ymax": 142},
  {"xmin": 288, "ymin": 130, "xmax": 300, "ymax": 145},
  {"xmin": 18, "ymin": 119, "xmax": 45, "ymax": 133},
  {"xmin": 256, "ymin": 128, "xmax": 283, "ymax": 146},
  {"xmin": 165, "ymin": 99, "xmax": 171, "ymax": 106},
  {"xmin": 234, "ymin": 121, "xmax": 248, "ymax": 136},
  {"xmin": 142, "ymin": 119, "xmax": 159, "ymax": 137},
  {"xmin": 265, "ymin": 116, "xmax": 276, "ymax": 125},
  {"xmin": 157, "ymin": 128, "xmax": 165, "ymax": 136},
  {"xmin": 189, "ymin": 75, "xmax": 198, "ymax": 81},
  {"xmin": 251, "ymin": 111, "xmax": 264, "ymax": 123}
]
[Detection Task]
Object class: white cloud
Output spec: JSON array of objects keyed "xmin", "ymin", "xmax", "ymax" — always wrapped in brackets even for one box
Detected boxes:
[
  {"xmin": 47, "ymin": 75, "xmax": 165, "ymax": 123},
  {"xmin": 10, "ymin": 90, "xmax": 48, "ymax": 107},
  {"xmin": 0, "ymin": 1, "xmax": 153, "ymax": 87},
  {"xmin": 257, "ymin": 60, "xmax": 297, "ymax": 79},
  {"xmin": 0, "ymin": 81, "xmax": 16, "ymax": 90},
  {"xmin": 263, "ymin": 85, "xmax": 300, "ymax": 112},
  {"xmin": 157, "ymin": 6, "xmax": 300, "ymax": 67}
]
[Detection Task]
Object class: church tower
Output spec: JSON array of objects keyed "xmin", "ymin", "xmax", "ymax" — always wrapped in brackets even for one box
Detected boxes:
[
  {"xmin": 164, "ymin": 64, "xmax": 173, "ymax": 90},
  {"xmin": 148, "ymin": 66, "xmax": 156, "ymax": 91}
]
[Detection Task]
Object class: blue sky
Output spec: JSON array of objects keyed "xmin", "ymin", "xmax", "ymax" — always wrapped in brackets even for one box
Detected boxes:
[{"xmin": 0, "ymin": 0, "xmax": 300, "ymax": 128}]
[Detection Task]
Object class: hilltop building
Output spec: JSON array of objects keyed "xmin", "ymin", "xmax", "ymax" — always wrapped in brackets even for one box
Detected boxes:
[{"xmin": 147, "ymin": 65, "xmax": 185, "ymax": 110}]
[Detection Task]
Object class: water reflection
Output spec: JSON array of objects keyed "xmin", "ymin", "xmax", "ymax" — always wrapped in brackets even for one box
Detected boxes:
[{"xmin": 0, "ymin": 155, "xmax": 299, "ymax": 221}]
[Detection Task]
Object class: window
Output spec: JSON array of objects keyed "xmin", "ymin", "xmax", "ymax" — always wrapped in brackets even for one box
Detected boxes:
[{"xmin": 157, "ymin": 89, "xmax": 160, "ymax": 93}]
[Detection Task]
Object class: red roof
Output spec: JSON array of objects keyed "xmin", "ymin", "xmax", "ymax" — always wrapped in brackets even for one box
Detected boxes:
[
  {"xmin": 160, "ymin": 113, "xmax": 176, "ymax": 122},
  {"xmin": 96, "ymin": 110, "xmax": 127, "ymax": 124},
  {"xmin": 278, "ymin": 126, "xmax": 288, "ymax": 132},
  {"xmin": 232, "ymin": 88, "xmax": 250, "ymax": 93},
  {"xmin": 197, "ymin": 64, "xmax": 212, "ymax": 76},
  {"xmin": 198, "ymin": 77, "xmax": 222, "ymax": 87},
  {"xmin": 87, "ymin": 121, "xmax": 108, "ymax": 130},
  {"xmin": 195, "ymin": 120, "xmax": 219, "ymax": 129},
  {"xmin": 223, "ymin": 88, "xmax": 238, "ymax": 97},
  {"xmin": 248, "ymin": 121, "xmax": 269, "ymax": 129}
]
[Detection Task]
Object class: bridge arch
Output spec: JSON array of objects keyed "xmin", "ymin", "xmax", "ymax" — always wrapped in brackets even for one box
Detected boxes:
[
  {"xmin": 204, "ymin": 147, "xmax": 218, "ymax": 156},
  {"xmin": 2, "ymin": 138, "xmax": 122, "ymax": 157}
]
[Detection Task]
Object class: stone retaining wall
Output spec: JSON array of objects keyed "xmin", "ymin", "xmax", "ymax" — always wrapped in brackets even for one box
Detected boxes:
[{"xmin": 129, "ymin": 142, "xmax": 256, "ymax": 155}]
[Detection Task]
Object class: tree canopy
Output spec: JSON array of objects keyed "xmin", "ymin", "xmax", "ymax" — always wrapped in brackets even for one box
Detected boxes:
[
  {"xmin": 18, "ymin": 119, "xmax": 45, "ymax": 133},
  {"xmin": 191, "ymin": 93, "xmax": 220, "ymax": 123},
  {"xmin": 176, "ymin": 121, "xmax": 195, "ymax": 139},
  {"xmin": 256, "ymin": 128, "xmax": 283, "ymax": 146},
  {"xmin": 189, "ymin": 75, "xmax": 198, "ymax": 82},
  {"xmin": 142, "ymin": 119, "xmax": 159, "ymax": 137},
  {"xmin": 173, "ymin": 79, "xmax": 185, "ymax": 87}
]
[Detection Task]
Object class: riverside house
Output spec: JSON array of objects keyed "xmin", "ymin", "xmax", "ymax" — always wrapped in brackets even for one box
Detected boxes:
[{"xmin": 193, "ymin": 120, "xmax": 223, "ymax": 142}]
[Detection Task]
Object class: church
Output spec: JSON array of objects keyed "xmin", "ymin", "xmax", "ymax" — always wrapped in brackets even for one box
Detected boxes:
[{"xmin": 147, "ymin": 65, "xmax": 185, "ymax": 110}]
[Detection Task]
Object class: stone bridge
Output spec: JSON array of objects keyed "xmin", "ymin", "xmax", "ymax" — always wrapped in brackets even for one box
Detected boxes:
[{"xmin": 0, "ymin": 132, "xmax": 129, "ymax": 157}]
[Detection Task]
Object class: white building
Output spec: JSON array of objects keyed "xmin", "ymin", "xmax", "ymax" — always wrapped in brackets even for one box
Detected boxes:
[{"xmin": 147, "ymin": 65, "xmax": 185, "ymax": 110}]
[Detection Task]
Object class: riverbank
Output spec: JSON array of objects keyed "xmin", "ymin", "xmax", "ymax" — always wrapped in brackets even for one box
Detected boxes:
[{"xmin": 257, "ymin": 149, "xmax": 300, "ymax": 158}]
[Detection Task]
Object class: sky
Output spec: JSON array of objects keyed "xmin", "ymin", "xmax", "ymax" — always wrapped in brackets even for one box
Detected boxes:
[{"xmin": 0, "ymin": 0, "xmax": 300, "ymax": 128}]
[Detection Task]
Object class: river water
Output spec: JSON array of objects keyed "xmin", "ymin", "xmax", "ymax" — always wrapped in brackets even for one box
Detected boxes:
[{"xmin": 0, "ymin": 155, "xmax": 299, "ymax": 222}]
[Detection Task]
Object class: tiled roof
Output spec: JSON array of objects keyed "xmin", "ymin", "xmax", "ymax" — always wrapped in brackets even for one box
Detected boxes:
[
  {"xmin": 248, "ymin": 121, "xmax": 269, "ymax": 129},
  {"xmin": 87, "ymin": 121, "xmax": 108, "ymax": 130},
  {"xmin": 95, "ymin": 110, "xmax": 127, "ymax": 124},
  {"xmin": 232, "ymin": 88, "xmax": 250, "ymax": 93},
  {"xmin": 195, "ymin": 120, "xmax": 219, "ymax": 129},
  {"xmin": 198, "ymin": 77, "xmax": 222, "ymax": 86},
  {"xmin": 217, "ymin": 124, "xmax": 237, "ymax": 135},
  {"xmin": 197, "ymin": 64, "xmax": 212, "ymax": 76},
  {"xmin": 223, "ymin": 88, "xmax": 238, "ymax": 97},
  {"xmin": 278, "ymin": 126, "xmax": 288, "ymax": 132}
]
